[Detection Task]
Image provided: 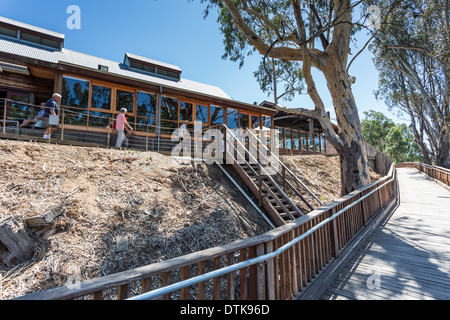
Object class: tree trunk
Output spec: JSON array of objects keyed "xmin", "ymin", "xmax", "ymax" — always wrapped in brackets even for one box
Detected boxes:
[
  {"xmin": 436, "ymin": 133, "xmax": 450, "ymax": 169},
  {"xmin": 322, "ymin": 57, "xmax": 371, "ymax": 195}
]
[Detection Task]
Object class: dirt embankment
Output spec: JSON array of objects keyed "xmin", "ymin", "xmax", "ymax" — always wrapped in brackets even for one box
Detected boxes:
[
  {"xmin": 0, "ymin": 140, "xmax": 363, "ymax": 299},
  {"xmin": 0, "ymin": 140, "xmax": 271, "ymax": 299}
]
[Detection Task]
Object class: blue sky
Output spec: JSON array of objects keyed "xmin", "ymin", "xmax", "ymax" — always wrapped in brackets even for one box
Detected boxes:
[{"xmin": 1, "ymin": 0, "xmax": 405, "ymax": 123}]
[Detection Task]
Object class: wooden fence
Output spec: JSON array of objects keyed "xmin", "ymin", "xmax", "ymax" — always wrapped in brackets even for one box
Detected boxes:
[
  {"xmin": 397, "ymin": 162, "xmax": 450, "ymax": 187},
  {"xmin": 15, "ymin": 164, "xmax": 398, "ymax": 300}
]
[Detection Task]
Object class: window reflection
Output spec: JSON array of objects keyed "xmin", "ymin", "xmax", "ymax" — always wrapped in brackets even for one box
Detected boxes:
[
  {"xmin": 180, "ymin": 102, "xmax": 193, "ymax": 122},
  {"xmin": 210, "ymin": 105, "xmax": 223, "ymax": 125},
  {"xmin": 136, "ymin": 91, "xmax": 156, "ymax": 119},
  {"xmin": 161, "ymin": 95, "xmax": 178, "ymax": 121},
  {"xmin": 116, "ymin": 90, "xmax": 134, "ymax": 113},
  {"xmin": 91, "ymin": 85, "xmax": 112, "ymax": 110},
  {"xmin": 62, "ymin": 76, "xmax": 89, "ymax": 109},
  {"xmin": 227, "ymin": 108, "xmax": 239, "ymax": 129},
  {"xmin": 196, "ymin": 104, "xmax": 208, "ymax": 125}
]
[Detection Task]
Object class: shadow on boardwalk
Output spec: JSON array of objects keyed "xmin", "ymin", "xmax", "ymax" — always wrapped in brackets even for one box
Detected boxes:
[{"xmin": 323, "ymin": 168, "xmax": 450, "ymax": 300}]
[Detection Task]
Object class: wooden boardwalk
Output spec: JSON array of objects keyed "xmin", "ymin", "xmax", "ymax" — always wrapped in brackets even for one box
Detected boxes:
[{"xmin": 322, "ymin": 168, "xmax": 450, "ymax": 300}]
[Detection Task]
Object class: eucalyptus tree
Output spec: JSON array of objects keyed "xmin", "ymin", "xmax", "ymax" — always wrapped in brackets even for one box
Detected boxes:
[
  {"xmin": 371, "ymin": 0, "xmax": 449, "ymax": 167},
  {"xmin": 199, "ymin": 0, "xmax": 400, "ymax": 194}
]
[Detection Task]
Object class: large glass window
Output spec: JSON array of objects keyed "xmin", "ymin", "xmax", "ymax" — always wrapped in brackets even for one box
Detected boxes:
[
  {"xmin": 160, "ymin": 95, "xmax": 178, "ymax": 122},
  {"xmin": 136, "ymin": 91, "xmax": 156, "ymax": 119},
  {"xmin": 116, "ymin": 89, "xmax": 134, "ymax": 113},
  {"xmin": 251, "ymin": 115, "xmax": 260, "ymax": 129},
  {"xmin": 89, "ymin": 111, "xmax": 112, "ymax": 128},
  {"xmin": 285, "ymin": 129, "xmax": 292, "ymax": 149},
  {"xmin": 292, "ymin": 130, "xmax": 300, "ymax": 150},
  {"xmin": 239, "ymin": 113, "xmax": 249, "ymax": 129},
  {"xmin": 227, "ymin": 108, "xmax": 239, "ymax": 129},
  {"xmin": 210, "ymin": 105, "xmax": 223, "ymax": 125},
  {"xmin": 91, "ymin": 85, "xmax": 112, "ymax": 110},
  {"xmin": 61, "ymin": 76, "xmax": 89, "ymax": 109},
  {"xmin": 180, "ymin": 102, "xmax": 193, "ymax": 122},
  {"xmin": 262, "ymin": 115, "xmax": 272, "ymax": 129},
  {"xmin": 196, "ymin": 104, "xmax": 208, "ymax": 125}
]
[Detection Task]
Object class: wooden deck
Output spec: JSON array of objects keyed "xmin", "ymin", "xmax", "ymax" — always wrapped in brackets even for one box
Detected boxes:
[{"xmin": 322, "ymin": 168, "xmax": 450, "ymax": 300}]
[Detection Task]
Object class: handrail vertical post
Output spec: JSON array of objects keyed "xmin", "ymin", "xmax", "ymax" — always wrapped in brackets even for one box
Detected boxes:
[
  {"xmin": 146, "ymin": 124, "xmax": 149, "ymax": 151},
  {"xmin": 61, "ymin": 108, "xmax": 65, "ymax": 141},
  {"xmin": 3, "ymin": 99, "xmax": 6, "ymax": 134}
]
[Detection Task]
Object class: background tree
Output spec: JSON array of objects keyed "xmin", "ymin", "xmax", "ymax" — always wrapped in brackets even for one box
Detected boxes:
[
  {"xmin": 200, "ymin": 0, "xmax": 401, "ymax": 195},
  {"xmin": 385, "ymin": 123, "xmax": 423, "ymax": 163},
  {"xmin": 361, "ymin": 110, "xmax": 395, "ymax": 153},
  {"xmin": 361, "ymin": 110, "xmax": 422, "ymax": 163},
  {"xmin": 371, "ymin": 0, "xmax": 449, "ymax": 167}
]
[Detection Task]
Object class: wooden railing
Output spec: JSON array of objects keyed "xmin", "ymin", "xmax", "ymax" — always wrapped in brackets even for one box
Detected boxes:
[
  {"xmin": 397, "ymin": 162, "xmax": 450, "ymax": 187},
  {"xmin": 15, "ymin": 163, "xmax": 398, "ymax": 301},
  {"xmin": 246, "ymin": 128, "xmax": 323, "ymax": 210}
]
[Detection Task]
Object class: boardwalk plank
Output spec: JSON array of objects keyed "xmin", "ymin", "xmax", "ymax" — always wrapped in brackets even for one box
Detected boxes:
[{"xmin": 322, "ymin": 168, "xmax": 450, "ymax": 300}]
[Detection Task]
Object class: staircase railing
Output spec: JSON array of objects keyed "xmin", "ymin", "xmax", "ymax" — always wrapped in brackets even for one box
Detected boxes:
[
  {"xmin": 246, "ymin": 128, "xmax": 324, "ymax": 209},
  {"xmin": 221, "ymin": 124, "xmax": 304, "ymax": 225}
]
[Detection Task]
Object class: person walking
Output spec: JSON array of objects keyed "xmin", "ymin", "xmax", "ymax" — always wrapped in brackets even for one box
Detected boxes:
[
  {"xmin": 43, "ymin": 93, "xmax": 61, "ymax": 139},
  {"xmin": 115, "ymin": 108, "xmax": 133, "ymax": 148}
]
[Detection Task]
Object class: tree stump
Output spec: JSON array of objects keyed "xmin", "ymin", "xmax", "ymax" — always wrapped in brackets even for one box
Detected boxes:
[{"xmin": 0, "ymin": 218, "xmax": 34, "ymax": 267}]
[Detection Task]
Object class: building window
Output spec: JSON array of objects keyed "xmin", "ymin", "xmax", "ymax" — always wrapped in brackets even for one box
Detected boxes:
[
  {"xmin": 20, "ymin": 32, "xmax": 60, "ymax": 49},
  {"xmin": 251, "ymin": 115, "xmax": 260, "ymax": 129},
  {"xmin": 179, "ymin": 101, "xmax": 193, "ymax": 122},
  {"xmin": 210, "ymin": 105, "xmax": 223, "ymax": 125},
  {"xmin": 239, "ymin": 113, "xmax": 249, "ymax": 129},
  {"xmin": 196, "ymin": 104, "xmax": 208, "ymax": 125},
  {"xmin": 227, "ymin": 108, "xmax": 239, "ymax": 129},
  {"xmin": 61, "ymin": 76, "xmax": 89, "ymax": 109},
  {"xmin": 116, "ymin": 89, "xmax": 134, "ymax": 113},
  {"xmin": 262, "ymin": 115, "xmax": 272, "ymax": 129},
  {"xmin": 0, "ymin": 26, "xmax": 17, "ymax": 38},
  {"xmin": 136, "ymin": 91, "xmax": 156, "ymax": 119},
  {"xmin": 160, "ymin": 95, "xmax": 179, "ymax": 122},
  {"xmin": 91, "ymin": 85, "xmax": 112, "ymax": 110}
]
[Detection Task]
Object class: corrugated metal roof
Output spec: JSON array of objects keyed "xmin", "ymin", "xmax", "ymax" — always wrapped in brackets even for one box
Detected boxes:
[
  {"xmin": 0, "ymin": 36, "xmax": 232, "ymax": 100},
  {"xmin": 125, "ymin": 53, "xmax": 181, "ymax": 72},
  {"xmin": 0, "ymin": 16, "xmax": 65, "ymax": 40}
]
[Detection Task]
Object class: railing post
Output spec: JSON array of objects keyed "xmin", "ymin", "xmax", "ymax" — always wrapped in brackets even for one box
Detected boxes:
[
  {"xmin": 256, "ymin": 243, "xmax": 266, "ymax": 300},
  {"xmin": 258, "ymin": 165, "xmax": 263, "ymax": 206},
  {"xmin": 61, "ymin": 108, "xmax": 65, "ymax": 141},
  {"xmin": 107, "ymin": 118, "xmax": 111, "ymax": 147},
  {"xmin": 146, "ymin": 124, "xmax": 149, "ymax": 151},
  {"xmin": 3, "ymin": 99, "xmax": 6, "ymax": 134}
]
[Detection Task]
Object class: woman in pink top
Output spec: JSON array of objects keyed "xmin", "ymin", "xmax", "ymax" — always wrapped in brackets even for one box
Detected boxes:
[{"xmin": 115, "ymin": 108, "xmax": 133, "ymax": 148}]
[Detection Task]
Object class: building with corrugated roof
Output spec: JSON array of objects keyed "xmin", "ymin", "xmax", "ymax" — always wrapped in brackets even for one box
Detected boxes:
[{"xmin": 0, "ymin": 16, "xmax": 276, "ymax": 147}]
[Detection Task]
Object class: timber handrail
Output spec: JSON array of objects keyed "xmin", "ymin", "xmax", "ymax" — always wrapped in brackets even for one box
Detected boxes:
[
  {"xmin": 223, "ymin": 124, "xmax": 303, "ymax": 218},
  {"xmin": 16, "ymin": 161, "xmax": 398, "ymax": 300},
  {"xmin": 397, "ymin": 162, "xmax": 450, "ymax": 187},
  {"xmin": 128, "ymin": 169, "xmax": 397, "ymax": 300},
  {"xmin": 247, "ymin": 128, "xmax": 324, "ymax": 207}
]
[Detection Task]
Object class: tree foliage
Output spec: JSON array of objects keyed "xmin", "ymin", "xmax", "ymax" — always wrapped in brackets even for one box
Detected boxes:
[
  {"xmin": 197, "ymin": 0, "xmax": 401, "ymax": 194},
  {"xmin": 370, "ymin": 0, "xmax": 449, "ymax": 167},
  {"xmin": 361, "ymin": 110, "xmax": 422, "ymax": 163},
  {"xmin": 361, "ymin": 110, "xmax": 395, "ymax": 153}
]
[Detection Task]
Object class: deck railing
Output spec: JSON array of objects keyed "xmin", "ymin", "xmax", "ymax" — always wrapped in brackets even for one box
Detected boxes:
[
  {"xmin": 397, "ymin": 162, "xmax": 450, "ymax": 187},
  {"xmin": 15, "ymin": 163, "xmax": 398, "ymax": 300}
]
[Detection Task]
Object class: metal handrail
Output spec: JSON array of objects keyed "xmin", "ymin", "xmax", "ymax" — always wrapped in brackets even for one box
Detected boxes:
[
  {"xmin": 128, "ymin": 166, "xmax": 397, "ymax": 300},
  {"xmin": 247, "ymin": 128, "xmax": 324, "ymax": 206}
]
